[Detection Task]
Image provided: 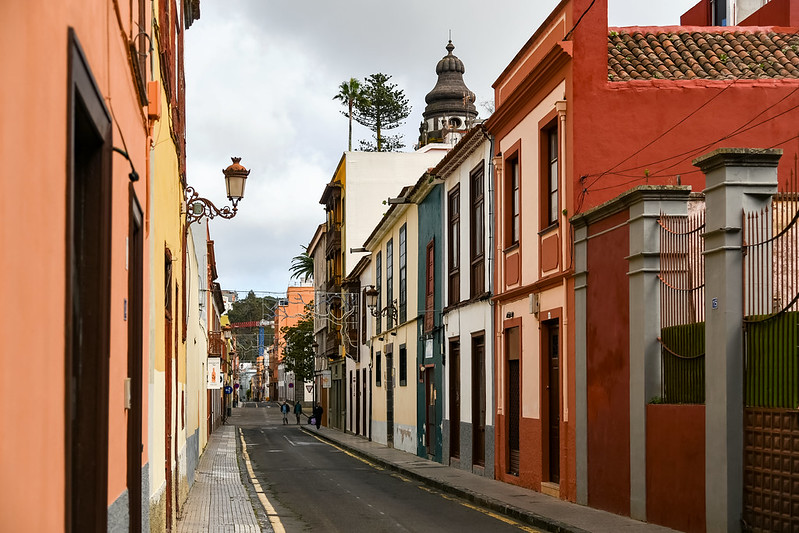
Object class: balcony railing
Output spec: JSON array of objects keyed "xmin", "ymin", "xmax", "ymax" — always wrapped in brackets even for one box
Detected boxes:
[
  {"xmin": 326, "ymin": 223, "xmax": 341, "ymax": 257},
  {"xmin": 208, "ymin": 331, "xmax": 224, "ymax": 356}
]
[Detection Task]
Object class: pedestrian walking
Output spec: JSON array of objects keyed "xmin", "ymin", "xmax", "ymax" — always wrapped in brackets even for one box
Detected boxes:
[
  {"xmin": 280, "ymin": 401, "xmax": 289, "ymax": 424},
  {"xmin": 293, "ymin": 401, "xmax": 303, "ymax": 424},
  {"xmin": 313, "ymin": 404, "xmax": 323, "ymax": 429}
]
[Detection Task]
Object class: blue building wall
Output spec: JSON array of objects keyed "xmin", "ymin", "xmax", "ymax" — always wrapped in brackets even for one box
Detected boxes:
[{"xmin": 416, "ymin": 183, "xmax": 444, "ymax": 462}]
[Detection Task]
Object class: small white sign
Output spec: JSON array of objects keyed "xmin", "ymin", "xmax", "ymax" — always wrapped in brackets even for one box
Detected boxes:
[
  {"xmin": 207, "ymin": 357, "xmax": 222, "ymax": 389},
  {"xmin": 321, "ymin": 369, "xmax": 332, "ymax": 389},
  {"xmin": 425, "ymin": 338, "xmax": 433, "ymax": 359}
]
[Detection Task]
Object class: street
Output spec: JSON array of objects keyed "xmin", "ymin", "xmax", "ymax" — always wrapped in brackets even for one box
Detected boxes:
[{"xmin": 235, "ymin": 402, "xmax": 539, "ymax": 533}]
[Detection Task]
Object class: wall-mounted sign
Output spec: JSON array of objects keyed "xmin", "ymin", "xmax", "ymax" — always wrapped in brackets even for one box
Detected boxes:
[
  {"xmin": 208, "ymin": 357, "xmax": 222, "ymax": 389},
  {"xmin": 321, "ymin": 369, "xmax": 332, "ymax": 389}
]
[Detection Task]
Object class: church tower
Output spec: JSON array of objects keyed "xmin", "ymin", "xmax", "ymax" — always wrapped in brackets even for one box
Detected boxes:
[{"xmin": 418, "ymin": 41, "xmax": 478, "ymax": 149}]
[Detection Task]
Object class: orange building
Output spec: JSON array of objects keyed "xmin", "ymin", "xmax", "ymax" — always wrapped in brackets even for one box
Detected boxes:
[
  {"xmin": 0, "ymin": 1, "xmax": 199, "ymax": 531},
  {"xmin": 272, "ymin": 286, "xmax": 314, "ymax": 402}
]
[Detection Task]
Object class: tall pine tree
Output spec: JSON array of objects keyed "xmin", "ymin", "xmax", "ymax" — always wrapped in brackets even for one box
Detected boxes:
[{"xmin": 352, "ymin": 73, "xmax": 411, "ymax": 152}]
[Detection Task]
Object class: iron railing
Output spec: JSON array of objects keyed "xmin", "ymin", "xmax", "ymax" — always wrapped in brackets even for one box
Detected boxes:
[{"xmin": 657, "ymin": 206, "xmax": 706, "ymax": 404}]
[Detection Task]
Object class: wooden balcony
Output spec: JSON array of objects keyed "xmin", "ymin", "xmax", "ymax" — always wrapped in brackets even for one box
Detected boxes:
[{"xmin": 208, "ymin": 331, "xmax": 224, "ymax": 356}]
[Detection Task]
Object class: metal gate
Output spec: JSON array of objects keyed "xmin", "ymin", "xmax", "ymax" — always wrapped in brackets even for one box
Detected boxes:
[
  {"xmin": 742, "ymin": 175, "xmax": 799, "ymax": 532},
  {"xmin": 657, "ymin": 207, "xmax": 706, "ymax": 404}
]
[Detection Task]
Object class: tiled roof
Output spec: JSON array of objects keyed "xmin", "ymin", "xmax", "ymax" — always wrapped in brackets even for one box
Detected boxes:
[{"xmin": 608, "ymin": 29, "xmax": 799, "ymax": 81}]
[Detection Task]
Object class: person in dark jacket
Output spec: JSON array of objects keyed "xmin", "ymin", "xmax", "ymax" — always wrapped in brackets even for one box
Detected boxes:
[
  {"xmin": 313, "ymin": 404, "xmax": 323, "ymax": 429},
  {"xmin": 293, "ymin": 401, "xmax": 303, "ymax": 424},
  {"xmin": 280, "ymin": 401, "xmax": 289, "ymax": 424}
]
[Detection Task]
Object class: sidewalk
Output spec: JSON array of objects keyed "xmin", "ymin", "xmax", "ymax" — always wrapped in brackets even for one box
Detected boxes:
[
  {"xmin": 176, "ymin": 423, "xmax": 261, "ymax": 533},
  {"xmin": 302, "ymin": 424, "xmax": 681, "ymax": 533}
]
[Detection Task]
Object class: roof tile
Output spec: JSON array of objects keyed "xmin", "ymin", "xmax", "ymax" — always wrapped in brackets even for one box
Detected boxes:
[{"xmin": 609, "ymin": 29, "xmax": 799, "ymax": 81}]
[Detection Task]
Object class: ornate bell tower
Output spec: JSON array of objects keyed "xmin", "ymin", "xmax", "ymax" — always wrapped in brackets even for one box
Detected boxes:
[{"xmin": 418, "ymin": 41, "xmax": 478, "ymax": 149}]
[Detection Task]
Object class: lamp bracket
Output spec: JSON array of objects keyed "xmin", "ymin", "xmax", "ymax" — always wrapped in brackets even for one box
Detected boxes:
[{"xmin": 185, "ymin": 185, "xmax": 239, "ymax": 226}]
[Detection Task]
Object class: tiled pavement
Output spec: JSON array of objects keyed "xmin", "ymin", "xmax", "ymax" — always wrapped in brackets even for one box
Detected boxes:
[
  {"xmin": 176, "ymin": 423, "xmax": 261, "ymax": 533},
  {"xmin": 178, "ymin": 405, "xmax": 681, "ymax": 533}
]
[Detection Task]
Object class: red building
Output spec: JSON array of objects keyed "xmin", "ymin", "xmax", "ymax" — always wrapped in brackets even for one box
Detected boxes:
[{"xmin": 486, "ymin": 0, "xmax": 799, "ymax": 529}]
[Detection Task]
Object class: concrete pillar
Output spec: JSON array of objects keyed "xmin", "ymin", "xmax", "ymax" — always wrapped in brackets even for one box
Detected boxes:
[
  {"xmin": 573, "ymin": 220, "xmax": 589, "ymax": 505},
  {"xmin": 627, "ymin": 187, "xmax": 691, "ymax": 520},
  {"xmin": 694, "ymin": 148, "xmax": 780, "ymax": 533}
]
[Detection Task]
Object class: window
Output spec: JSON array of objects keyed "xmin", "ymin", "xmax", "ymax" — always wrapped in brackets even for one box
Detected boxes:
[
  {"xmin": 386, "ymin": 238, "xmax": 394, "ymax": 329},
  {"xmin": 507, "ymin": 156, "xmax": 520, "ymax": 246},
  {"xmin": 546, "ymin": 127, "xmax": 559, "ymax": 227},
  {"xmin": 361, "ymin": 288, "xmax": 367, "ymax": 344},
  {"xmin": 399, "ymin": 224, "xmax": 407, "ymax": 323},
  {"xmin": 448, "ymin": 186, "xmax": 460, "ymax": 305},
  {"xmin": 376, "ymin": 351, "xmax": 382, "ymax": 386},
  {"xmin": 470, "ymin": 163, "xmax": 485, "ymax": 297},
  {"xmin": 375, "ymin": 252, "xmax": 382, "ymax": 334},
  {"xmin": 424, "ymin": 239, "xmax": 435, "ymax": 333},
  {"xmin": 399, "ymin": 344, "xmax": 407, "ymax": 386}
]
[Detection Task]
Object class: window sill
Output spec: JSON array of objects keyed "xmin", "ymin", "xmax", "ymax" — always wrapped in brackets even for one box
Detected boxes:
[
  {"xmin": 503, "ymin": 242, "xmax": 520, "ymax": 254},
  {"xmin": 538, "ymin": 222, "xmax": 559, "ymax": 237}
]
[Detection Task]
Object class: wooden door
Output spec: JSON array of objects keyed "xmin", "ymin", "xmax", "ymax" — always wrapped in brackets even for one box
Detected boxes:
[
  {"xmin": 425, "ymin": 367, "xmax": 436, "ymax": 457},
  {"xmin": 127, "ymin": 189, "xmax": 143, "ymax": 532},
  {"xmin": 386, "ymin": 347, "xmax": 394, "ymax": 446},
  {"xmin": 449, "ymin": 339, "xmax": 460, "ymax": 459},
  {"xmin": 472, "ymin": 334, "xmax": 486, "ymax": 466},
  {"xmin": 66, "ymin": 30, "xmax": 112, "ymax": 530},
  {"xmin": 545, "ymin": 322, "xmax": 560, "ymax": 484}
]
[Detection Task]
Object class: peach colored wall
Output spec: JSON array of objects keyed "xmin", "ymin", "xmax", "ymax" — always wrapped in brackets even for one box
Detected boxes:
[{"xmin": 0, "ymin": 1, "xmax": 151, "ymax": 529}]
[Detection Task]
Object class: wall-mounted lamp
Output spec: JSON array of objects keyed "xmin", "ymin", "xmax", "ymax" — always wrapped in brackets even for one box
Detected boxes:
[
  {"xmin": 364, "ymin": 285, "xmax": 398, "ymax": 323},
  {"xmin": 185, "ymin": 157, "xmax": 250, "ymax": 225},
  {"xmin": 505, "ymin": 311, "xmax": 514, "ymax": 319}
]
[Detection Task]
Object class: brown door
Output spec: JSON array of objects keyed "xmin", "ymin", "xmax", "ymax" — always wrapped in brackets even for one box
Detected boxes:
[
  {"xmin": 127, "ymin": 190, "xmax": 143, "ymax": 532},
  {"xmin": 425, "ymin": 368, "xmax": 436, "ymax": 457},
  {"xmin": 66, "ymin": 29, "xmax": 113, "ymax": 531},
  {"xmin": 386, "ymin": 347, "xmax": 394, "ymax": 446},
  {"xmin": 472, "ymin": 334, "xmax": 486, "ymax": 466},
  {"xmin": 506, "ymin": 326, "xmax": 520, "ymax": 476},
  {"xmin": 545, "ymin": 321, "xmax": 560, "ymax": 483},
  {"xmin": 449, "ymin": 339, "xmax": 460, "ymax": 459}
]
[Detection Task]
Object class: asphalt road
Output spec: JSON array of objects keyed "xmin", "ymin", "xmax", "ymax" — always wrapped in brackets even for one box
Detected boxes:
[{"xmin": 235, "ymin": 402, "xmax": 537, "ymax": 533}]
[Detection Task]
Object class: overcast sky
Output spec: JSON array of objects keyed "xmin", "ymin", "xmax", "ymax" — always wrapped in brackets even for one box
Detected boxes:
[{"xmin": 185, "ymin": 0, "xmax": 697, "ymax": 296}]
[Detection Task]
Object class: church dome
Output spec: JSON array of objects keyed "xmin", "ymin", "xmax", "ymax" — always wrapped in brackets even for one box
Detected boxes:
[{"xmin": 422, "ymin": 41, "xmax": 477, "ymax": 121}]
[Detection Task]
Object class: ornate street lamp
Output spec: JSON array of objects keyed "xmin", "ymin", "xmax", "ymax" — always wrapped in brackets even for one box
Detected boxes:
[
  {"xmin": 185, "ymin": 157, "xmax": 251, "ymax": 225},
  {"xmin": 364, "ymin": 285, "xmax": 398, "ymax": 322}
]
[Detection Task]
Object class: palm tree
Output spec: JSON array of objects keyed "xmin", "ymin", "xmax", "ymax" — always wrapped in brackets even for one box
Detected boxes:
[
  {"xmin": 289, "ymin": 246, "xmax": 314, "ymax": 283},
  {"xmin": 333, "ymin": 78, "xmax": 368, "ymax": 151}
]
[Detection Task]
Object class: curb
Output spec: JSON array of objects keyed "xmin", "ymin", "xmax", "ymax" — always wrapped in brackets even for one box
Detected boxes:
[{"xmin": 301, "ymin": 427, "xmax": 590, "ymax": 533}]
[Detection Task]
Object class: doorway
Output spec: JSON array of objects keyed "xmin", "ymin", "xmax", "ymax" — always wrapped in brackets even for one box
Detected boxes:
[
  {"xmin": 66, "ymin": 28, "xmax": 112, "ymax": 532},
  {"xmin": 386, "ymin": 345, "xmax": 394, "ymax": 446},
  {"xmin": 543, "ymin": 320, "xmax": 560, "ymax": 484},
  {"xmin": 425, "ymin": 367, "xmax": 436, "ymax": 457},
  {"xmin": 449, "ymin": 339, "xmax": 460, "ymax": 459},
  {"xmin": 472, "ymin": 333, "xmax": 486, "ymax": 466},
  {"xmin": 127, "ymin": 189, "xmax": 143, "ymax": 532},
  {"xmin": 506, "ymin": 325, "xmax": 520, "ymax": 476}
]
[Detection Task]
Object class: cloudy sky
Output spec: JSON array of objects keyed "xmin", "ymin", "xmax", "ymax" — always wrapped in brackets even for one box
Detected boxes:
[{"xmin": 185, "ymin": 0, "xmax": 697, "ymax": 295}]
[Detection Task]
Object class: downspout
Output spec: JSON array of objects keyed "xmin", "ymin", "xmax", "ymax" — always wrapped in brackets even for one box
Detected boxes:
[{"xmin": 483, "ymin": 129, "xmax": 497, "ymax": 447}]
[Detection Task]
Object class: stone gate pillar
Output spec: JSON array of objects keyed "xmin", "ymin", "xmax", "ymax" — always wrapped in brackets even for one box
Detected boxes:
[{"xmin": 693, "ymin": 148, "xmax": 780, "ymax": 533}]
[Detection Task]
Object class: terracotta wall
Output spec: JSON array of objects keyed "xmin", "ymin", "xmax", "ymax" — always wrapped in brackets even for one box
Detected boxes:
[
  {"xmin": 646, "ymin": 404, "xmax": 706, "ymax": 533},
  {"xmin": 586, "ymin": 209, "xmax": 630, "ymax": 516}
]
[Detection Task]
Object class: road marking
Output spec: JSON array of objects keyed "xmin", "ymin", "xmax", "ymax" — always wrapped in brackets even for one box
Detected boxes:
[
  {"xmin": 239, "ymin": 428, "xmax": 286, "ymax": 533},
  {"xmin": 305, "ymin": 432, "xmax": 384, "ymax": 470},
  {"xmin": 417, "ymin": 485, "xmax": 542, "ymax": 532}
]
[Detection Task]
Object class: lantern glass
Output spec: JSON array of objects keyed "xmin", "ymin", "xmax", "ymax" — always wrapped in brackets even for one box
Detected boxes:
[{"xmin": 226, "ymin": 175, "xmax": 247, "ymax": 201}]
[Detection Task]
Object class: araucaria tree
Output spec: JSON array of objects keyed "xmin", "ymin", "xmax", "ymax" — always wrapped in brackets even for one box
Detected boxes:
[
  {"xmin": 352, "ymin": 73, "xmax": 411, "ymax": 152},
  {"xmin": 333, "ymin": 78, "xmax": 368, "ymax": 151},
  {"xmin": 280, "ymin": 303, "xmax": 315, "ymax": 384}
]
